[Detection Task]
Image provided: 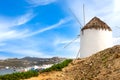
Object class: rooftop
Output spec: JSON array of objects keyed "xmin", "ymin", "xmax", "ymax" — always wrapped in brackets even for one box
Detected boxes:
[{"xmin": 81, "ymin": 17, "xmax": 112, "ymax": 31}]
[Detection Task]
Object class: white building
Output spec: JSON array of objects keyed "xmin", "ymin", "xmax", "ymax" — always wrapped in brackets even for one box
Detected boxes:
[{"xmin": 80, "ymin": 17, "xmax": 112, "ymax": 58}]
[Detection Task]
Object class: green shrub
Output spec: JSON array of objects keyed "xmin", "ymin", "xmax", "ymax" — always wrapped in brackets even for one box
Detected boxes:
[
  {"xmin": 0, "ymin": 70, "xmax": 39, "ymax": 80},
  {"xmin": 41, "ymin": 59, "xmax": 72, "ymax": 72}
]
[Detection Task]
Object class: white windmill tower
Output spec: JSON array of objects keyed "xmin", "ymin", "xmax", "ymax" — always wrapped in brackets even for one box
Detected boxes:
[
  {"xmin": 80, "ymin": 17, "xmax": 112, "ymax": 58},
  {"xmin": 65, "ymin": 5, "xmax": 113, "ymax": 58}
]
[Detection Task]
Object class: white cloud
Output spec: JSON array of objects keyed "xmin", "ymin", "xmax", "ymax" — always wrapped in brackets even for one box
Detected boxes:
[
  {"xmin": 9, "ymin": 49, "xmax": 51, "ymax": 57},
  {"xmin": 0, "ymin": 39, "xmax": 52, "ymax": 58},
  {"xmin": 56, "ymin": 42, "xmax": 80, "ymax": 58},
  {"xmin": 26, "ymin": 0, "xmax": 56, "ymax": 7},
  {"xmin": 114, "ymin": 0, "xmax": 120, "ymax": 13},
  {"xmin": 0, "ymin": 55, "xmax": 9, "ymax": 60},
  {"xmin": 67, "ymin": 0, "xmax": 117, "ymax": 26},
  {"xmin": 0, "ymin": 49, "xmax": 52, "ymax": 59},
  {"xmin": 0, "ymin": 11, "xmax": 35, "ymax": 42},
  {"xmin": 0, "ymin": 11, "xmax": 34, "ymax": 29},
  {"xmin": 113, "ymin": 37, "xmax": 120, "ymax": 45},
  {"xmin": 0, "ymin": 17, "xmax": 13, "ymax": 31},
  {"xmin": 14, "ymin": 12, "xmax": 35, "ymax": 26},
  {"xmin": 53, "ymin": 37, "xmax": 80, "ymax": 58},
  {"xmin": 23, "ymin": 17, "xmax": 72, "ymax": 37},
  {"xmin": 0, "ymin": 29, "xmax": 29, "ymax": 42},
  {"xmin": 54, "ymin": 37, "xmax": 79, "ymax": 47}
]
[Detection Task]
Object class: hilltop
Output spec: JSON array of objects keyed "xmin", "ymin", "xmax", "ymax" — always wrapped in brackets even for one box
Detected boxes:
[{"xmin": 27, "ymin": 45, "xmax": 120, "ymax": 80}]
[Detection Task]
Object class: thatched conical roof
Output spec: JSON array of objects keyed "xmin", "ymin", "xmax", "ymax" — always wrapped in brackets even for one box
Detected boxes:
[{"xmin": 81, "ymin": 17, "xmax": 112, "ymax": 31}]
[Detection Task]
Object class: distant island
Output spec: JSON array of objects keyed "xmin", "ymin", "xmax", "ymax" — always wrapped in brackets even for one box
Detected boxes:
[{"xmin": 0, "ymin": 57, "xmax": 66, "ymax": 69}]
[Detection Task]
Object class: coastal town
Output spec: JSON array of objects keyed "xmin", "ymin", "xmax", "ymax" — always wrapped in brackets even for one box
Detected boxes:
[{"xmin": 0, "ymin": 57, "xmax": 65, "ymax": 75}]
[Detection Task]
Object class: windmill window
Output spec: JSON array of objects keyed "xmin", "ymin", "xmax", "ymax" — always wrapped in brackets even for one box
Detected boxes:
[
  {"xmin": 95, "ymin": 22, "xmax": 97, "ymax": 25},
  {"xmin": 93, "ymin": 22, "xmax": 97, "ymax": 25}
]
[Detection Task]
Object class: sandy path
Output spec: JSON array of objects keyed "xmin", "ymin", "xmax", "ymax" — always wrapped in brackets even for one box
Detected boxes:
[{"xmin": 24, "ymin": 71, "xmax": 62, "ymax": 80}]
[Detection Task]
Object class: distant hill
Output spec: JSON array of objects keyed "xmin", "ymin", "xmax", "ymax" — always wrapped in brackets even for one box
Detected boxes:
[{"xmin": 0, "ymin": 57, "xmax": 66, "ymax": 69}]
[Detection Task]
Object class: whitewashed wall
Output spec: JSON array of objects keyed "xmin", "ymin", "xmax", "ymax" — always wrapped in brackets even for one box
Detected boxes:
[{"xmin": 80, "ymin": 29, "xmax": 112, "ymax": 58}]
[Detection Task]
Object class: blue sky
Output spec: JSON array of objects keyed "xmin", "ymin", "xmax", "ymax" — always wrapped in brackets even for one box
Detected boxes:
[{"xmin": 0, "ymin": 0, "xmax": 120, "ymax": 59}]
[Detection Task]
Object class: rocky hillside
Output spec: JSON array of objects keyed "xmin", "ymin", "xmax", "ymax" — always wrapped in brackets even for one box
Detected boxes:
[
  {"xmin": 27, "ymin": 45, "xmax": 120, "ymax": 80},
  {"xmin": 60, "ymin": 45, "xmax": 120, "ymax": 80}
]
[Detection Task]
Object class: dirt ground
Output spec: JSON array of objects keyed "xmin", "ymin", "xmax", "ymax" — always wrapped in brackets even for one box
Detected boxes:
[{"xmin": 25, "ymin": 71, "xmax": 63, "ymax": 80}]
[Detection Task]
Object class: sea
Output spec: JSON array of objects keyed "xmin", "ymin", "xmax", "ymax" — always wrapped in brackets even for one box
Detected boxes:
[{"xmin": 0, "ymin": 69, "xmax": 17, "ymax": 75}]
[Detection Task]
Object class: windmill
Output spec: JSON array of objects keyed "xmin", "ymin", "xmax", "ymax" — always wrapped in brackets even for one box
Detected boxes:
[{"xmin": 64, "ymin": 4, "xmax": 113, "ymax": 58}]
